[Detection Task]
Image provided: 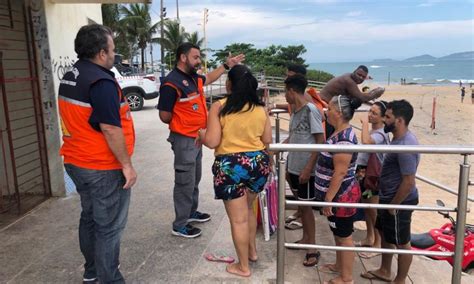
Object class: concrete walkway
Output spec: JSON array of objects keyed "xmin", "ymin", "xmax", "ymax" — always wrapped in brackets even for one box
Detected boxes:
[{"xmin": 1, "ymin": 99, "xmax": 472, "ymax": 283}]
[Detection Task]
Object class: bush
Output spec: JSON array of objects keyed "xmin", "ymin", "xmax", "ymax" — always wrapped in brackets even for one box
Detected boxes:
[{"xmin": 306, "ymin": 69, "xmax": 334, "ymax": 82}]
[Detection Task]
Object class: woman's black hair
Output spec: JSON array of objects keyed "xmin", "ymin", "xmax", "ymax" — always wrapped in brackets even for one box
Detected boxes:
[
  {"xmin": 373, "ymin": 100, "xmax": 388, "ymax": 116},
  {"xmin": 331, "ymin": 95, "xmax": 362, "ymax": 121},
  {"xmin": 219, "ymin": 65, "xmax": 263, "ymax": 116}
]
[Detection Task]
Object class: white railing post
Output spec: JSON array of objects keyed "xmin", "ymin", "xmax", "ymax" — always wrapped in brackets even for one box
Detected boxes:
[
  {"xmin": 276, "ymin": 158, "xmax": 286, "ymax": 284},
  {"xmin": 451, "ymin": 154, "xmax": 471, "ymax": 284}
]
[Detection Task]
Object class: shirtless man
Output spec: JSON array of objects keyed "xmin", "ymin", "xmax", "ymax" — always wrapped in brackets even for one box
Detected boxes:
[{"xmin": 319, "ymin": 65, "xmax": 385, "ymax": 103}]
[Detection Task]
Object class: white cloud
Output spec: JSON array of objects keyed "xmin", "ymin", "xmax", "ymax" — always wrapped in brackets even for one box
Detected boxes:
[
  {"xmin": 176, "ymin": 5, "xmax": 473, "ymax": 45},
  {"xmin": 150, "ymin": 3, "xmax": 473, "ymax": 61},
  {"xmin": 346, "ymin": 10, "xmax": 363, "ymax": 17}
]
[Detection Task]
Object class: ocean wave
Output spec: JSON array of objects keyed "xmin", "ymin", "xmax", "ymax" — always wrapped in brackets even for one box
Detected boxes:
[
  {"xmin": 412, "ymin": 64, "xmax": 435, "ymax": 67},
  {"xmin": 412, "ymin": 78, "xmax": 423, "ymax": 81},
  {"xmin": 449, "ymin": 79, "xmax": 474, "ymax": 84},
  {"xmin": 370, "ymin": 65, "xmax": 383, "ymax": 68}
]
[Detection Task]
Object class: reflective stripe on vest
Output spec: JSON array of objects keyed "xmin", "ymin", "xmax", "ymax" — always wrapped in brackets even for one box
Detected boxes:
[
  {"xmin": 164, "ymin": 77, "xmax": 207, "ymax": 138},
  {"xmin": 59, "ymin": 62, "xmax": 135, "ymax": 170}
]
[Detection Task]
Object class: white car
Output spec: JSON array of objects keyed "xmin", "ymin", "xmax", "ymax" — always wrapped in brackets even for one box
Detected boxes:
[{"xmin": 111, "ymin": 66, "xmax": 159, "ymax": 111}]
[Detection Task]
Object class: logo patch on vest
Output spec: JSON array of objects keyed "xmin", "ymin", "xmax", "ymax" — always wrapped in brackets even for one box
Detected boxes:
[
  {"xmin": 182, "ymin": 80, "xmax": 189, "ymax": 87},
  {"xmin": 192, "ymin": 103, "xmax": 199, "ymax": 111}
]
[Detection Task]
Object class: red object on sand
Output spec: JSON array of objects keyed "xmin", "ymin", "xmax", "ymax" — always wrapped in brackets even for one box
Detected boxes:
[{"xmin": 430, "ymin": 97, "xmax": 436, "ymax": 130}]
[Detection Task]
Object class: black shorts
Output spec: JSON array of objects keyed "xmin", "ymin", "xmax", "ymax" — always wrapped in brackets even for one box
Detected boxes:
[
  {"xmin": 375, "ymin": 198, "xmax": 419, "ymax": 245},
  {"xmin": 287, "ymin": 173, "xmax": 315, "ymax": 200},
  {"xmin": 327, "ymin": 215, "xmax": 354, "ymax": 238}
]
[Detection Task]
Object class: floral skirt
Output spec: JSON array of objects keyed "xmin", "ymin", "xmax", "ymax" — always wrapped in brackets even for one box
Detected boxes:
[{"xmin": 212, "ymin": 150, "xmax": 270, "ymax": 200}]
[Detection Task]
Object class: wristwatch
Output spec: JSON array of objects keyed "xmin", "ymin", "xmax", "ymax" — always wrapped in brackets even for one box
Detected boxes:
[{"xmin": 223, "ymin": 63, "xmax": 230, "ymax": 70}]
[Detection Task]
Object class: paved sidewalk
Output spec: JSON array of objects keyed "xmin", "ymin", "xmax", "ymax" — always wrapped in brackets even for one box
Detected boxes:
[{"xmin": 1, "ymin": 99, "xmax": 472, "ymax": 283}]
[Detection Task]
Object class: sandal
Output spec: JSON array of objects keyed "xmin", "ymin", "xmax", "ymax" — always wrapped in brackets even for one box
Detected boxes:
[
  {"xmin": 204, "ymin": 252, "xmax": 235, "ymax": 263},
  {"xmin": 285, "ymin": 214, "xmax": 298, "ymax": 223},
  {"xmin": 285, "ymin": 220, "xmax": 303, "ymax": 230},
  {"xmin": 303, "ymin": 251, "xmax": 321, "ymax": 267}
]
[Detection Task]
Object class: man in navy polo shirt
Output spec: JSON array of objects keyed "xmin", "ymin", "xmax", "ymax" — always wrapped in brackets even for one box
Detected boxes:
[{"xmin": 158, "ymin": 43, "xmax": 244, "ymax": 238}]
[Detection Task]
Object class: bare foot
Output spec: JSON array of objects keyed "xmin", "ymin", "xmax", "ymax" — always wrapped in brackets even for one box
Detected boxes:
[
  {"xmin": 319, "ymin": 263, "xmax": 340, "ymax": 274},
  {"xmin": 249, "ymin": 249, "xmax": 258, "ymax": 262},
  {"xmin": 226, "ymin": 263, "xmax": 251, "ymax": 277}
]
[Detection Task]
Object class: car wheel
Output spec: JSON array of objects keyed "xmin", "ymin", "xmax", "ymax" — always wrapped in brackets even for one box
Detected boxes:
[{"xmin": 125, "ymin": 92, "xmax": 144, "ymax": 111}]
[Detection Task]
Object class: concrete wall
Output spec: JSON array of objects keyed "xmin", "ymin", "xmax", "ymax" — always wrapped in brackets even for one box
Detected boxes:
[
  {"xmin": 44, "ymin": 0, "xmax": 102, "ymax": 91},
  {"xmin": 28, "ymin": 0, "xmax": 102, "ymax": 196}
]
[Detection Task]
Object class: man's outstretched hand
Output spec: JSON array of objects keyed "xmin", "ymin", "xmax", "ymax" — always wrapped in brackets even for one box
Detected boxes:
[
  {"xmin": 226, "ymin": 53, "xmax": 245, "ymax": 69},
  {"xmin": 370, "ymin": 87, "xmax": 385, "ymax": 99}
]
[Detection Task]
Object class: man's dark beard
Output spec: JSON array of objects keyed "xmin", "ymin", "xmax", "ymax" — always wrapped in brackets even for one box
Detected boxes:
[
  {"xmin": 384, "ymin": 123, "xmax": 395, "ymax": 133},
  {"xmin": 185, "ymin": 61, "xmax": 199, "ymax": 75}
]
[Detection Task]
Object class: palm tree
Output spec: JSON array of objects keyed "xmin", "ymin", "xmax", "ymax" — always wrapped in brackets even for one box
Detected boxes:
[
  {"xmin": 153, "ymin": 19, "xmax": 188, "ymax": 69},
  {"xmin": 185, "ymin": 31, "xmax": 204, "ymax": 47},
  {"xmin": 119, "ymin": 4, "xmax": 159, "ymax": 71}
]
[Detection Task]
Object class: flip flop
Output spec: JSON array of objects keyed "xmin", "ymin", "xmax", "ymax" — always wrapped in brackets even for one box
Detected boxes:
[
  {"xmin": 303, "ymin": 251, "xmax": 321, "ymax": 267},
  {"xmin": 204, "ymin": 252, "xmax": 235, "ymax": 264},
  {"xmin": 360, "ymin": 271, "xmax": 392, "ymax": 282},
  {"xmin": 285, "ymin": 215, "xmax": 298, "ymax": 223},
  {"xmin": 285, "ymin": 220, "xmax": 303, "ymax": 230}
]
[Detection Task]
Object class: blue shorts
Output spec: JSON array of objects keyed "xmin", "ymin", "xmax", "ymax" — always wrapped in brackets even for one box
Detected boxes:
[{"xmin": 212, "ymin": 150, "xmax": 270, "ymax": 200}]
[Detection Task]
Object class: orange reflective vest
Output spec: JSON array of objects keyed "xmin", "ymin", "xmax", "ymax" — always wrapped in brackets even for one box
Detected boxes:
[
  {"xmin": 162, "ymin": 70, "xmax": 207, "ymax": 138},
  {"xmin": 58, "ymin": 60, "xmax": 135, "ymax": 170},
  {"xmin": 307, "ymin": 87, "xmax": 327, "ymax": 140}
]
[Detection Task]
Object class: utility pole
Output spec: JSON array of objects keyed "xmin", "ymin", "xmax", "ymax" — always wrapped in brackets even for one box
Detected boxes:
[
  {"xmin": 203, "ymin": 8, "xmax": 208, "ymax": 73},
  {"xmin": 150, "ymin": 44, "xmax": 153, "ymax": 72},
  {"xmin": 176, "ymin": 0, "xmax": 179, "ymax": 21},
  {"xmin": 160, "ymin": 0, "xmax": 166, "ymax": 77}
]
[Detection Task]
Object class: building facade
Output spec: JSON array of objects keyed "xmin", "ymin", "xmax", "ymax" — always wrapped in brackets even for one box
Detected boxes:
[{"xmin": 0, "ymin": 0, "xmax": 144, "ymax": 225}]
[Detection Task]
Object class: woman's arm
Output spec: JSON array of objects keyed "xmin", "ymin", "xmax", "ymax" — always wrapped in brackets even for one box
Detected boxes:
[
  {"xmin": 261, "ymin": 112, "xmax": 272, "ymax": 145},
  {"xmin": 360, "ymin": 114, "xmax": 375, "ymax": 144},
  {"xmin": 199, "ymin": 101, "xmax": 222, "ymax": 149},
  {"xmin": 322, "ymin": 152, "xmax": 352, "ymax": 216}
]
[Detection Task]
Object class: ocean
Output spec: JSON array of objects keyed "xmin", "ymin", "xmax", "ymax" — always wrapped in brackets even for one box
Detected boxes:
[{"xmin": 309, "ymin": 59, "xmax": 474, "ymax": 85}]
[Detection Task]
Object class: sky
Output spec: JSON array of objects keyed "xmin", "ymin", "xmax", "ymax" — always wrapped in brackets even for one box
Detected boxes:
[{"xmin": 149, "ymin": 0, "xmax": 474, "ymax": 63}]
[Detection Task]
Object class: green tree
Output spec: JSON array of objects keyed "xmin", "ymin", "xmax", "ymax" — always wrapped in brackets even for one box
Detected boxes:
[
  {"xmin": 185, "ymin": 31, "xmax": 204, "ymax": 47},
  {"xmin": 102, "ymin": 4, "xmax": 133, "ymax": 59},
  {"xmin": 119, "ymin": 4, "xmax": 158, "ymax": 71},
  {"xmin": 153, "ymin": 20, "xmax": 188, "ymax": 69},
  {"xmin": 275, "ymin": 45, "xmax": 307, "ymax": 67}
]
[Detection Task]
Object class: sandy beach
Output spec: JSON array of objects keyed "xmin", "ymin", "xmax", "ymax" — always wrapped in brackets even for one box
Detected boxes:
[{"xmin": 269, "ymin": 84, "xmax": 474, "ymax": 232}]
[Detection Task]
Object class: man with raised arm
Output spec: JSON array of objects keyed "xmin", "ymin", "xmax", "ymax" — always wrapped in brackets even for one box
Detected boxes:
[
  {"xmin": 319, "ymin": 65, "xmax": 385, "ymax": 104},
  {"xmin": 157, "ymin": 43, "xmax": 244, "ymax": 238}
]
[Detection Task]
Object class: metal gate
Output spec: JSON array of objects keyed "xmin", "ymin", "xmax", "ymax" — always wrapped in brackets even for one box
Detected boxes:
[{"xmin": 0, "ymin": 0, "xmax": 50, "ymax": 224}]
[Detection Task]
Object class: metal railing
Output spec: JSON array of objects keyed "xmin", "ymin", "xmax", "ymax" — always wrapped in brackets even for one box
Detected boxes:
[
  {"xmin": 268, "ymin": 143, "xmax": 474, "ymax": 284},
  {"xmin": 273, "ymin": 108, "xmax": 474, "ymax": 202}
]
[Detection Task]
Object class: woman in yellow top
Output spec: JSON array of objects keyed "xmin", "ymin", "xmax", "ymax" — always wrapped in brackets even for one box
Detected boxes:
[{"xmin": 198, "ymin": 64, "xmax": 272, "ymax": 277}]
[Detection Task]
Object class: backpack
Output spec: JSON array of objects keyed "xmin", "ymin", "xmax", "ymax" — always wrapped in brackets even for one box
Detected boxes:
[{"xmin": 363, "ymin": 132, "xmax": 387, "ymax": 190}]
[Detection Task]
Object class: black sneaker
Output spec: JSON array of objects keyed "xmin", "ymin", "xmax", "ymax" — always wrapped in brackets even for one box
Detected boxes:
[
  {"xmin": 172, "ymin": 224, "xmax": 202, "ymax": 238},
  {"xmin": 187, "ymin": 211, "xmax": 211, "ymax": 223}
]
